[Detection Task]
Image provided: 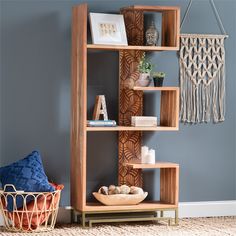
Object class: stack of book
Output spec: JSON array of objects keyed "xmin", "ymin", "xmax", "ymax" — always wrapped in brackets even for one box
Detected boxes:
[
  {"xmin": 131, "ymin": 116, "xmax": 157, "ymax": 127},
  {"xmin": 87, "ymin": 120, "xmax": 117, "ymax": 127}
]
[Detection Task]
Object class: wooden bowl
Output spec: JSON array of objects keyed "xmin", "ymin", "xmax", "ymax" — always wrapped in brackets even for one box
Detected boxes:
[{"xmin": 93, "ymin": 192, "xmax": 148, "ymax": 206}]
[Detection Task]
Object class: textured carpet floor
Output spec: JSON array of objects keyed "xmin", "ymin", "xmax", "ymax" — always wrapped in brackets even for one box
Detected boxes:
[{"xmin": 0, "ymin": 217, "xmax": 236, "ymax": 236}]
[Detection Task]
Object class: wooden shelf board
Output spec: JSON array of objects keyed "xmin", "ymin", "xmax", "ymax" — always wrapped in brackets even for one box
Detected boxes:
[
  {"xmin": 124, "ymin": 162, "xmax": 179, "ymax": 169},
  {"xmin": 121, "ymin": 5, "xmax": 180, "ymax": 12},
  {"xmin": 87, "ymin": 44, "xmax": 179, "ymax": 51},
  {"xmin": 86, "ymin": 126, "xmax": 178, "ymax": 131},
  {"xmin": 133, "ymin": 86, "xmax": 179, "ymax": 91},
  {"xmin": 84, "ymin": 201, "xmax": 177, "ymax": 212}
]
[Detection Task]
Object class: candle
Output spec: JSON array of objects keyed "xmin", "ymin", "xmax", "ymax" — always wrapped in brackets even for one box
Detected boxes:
[
  {"xmin": 146, "ymin": 149, "xmax": 155, "ymax": 164},
  {"xmin": 141, "ymin": 146, "xmax": 149, "ymax": 163}
]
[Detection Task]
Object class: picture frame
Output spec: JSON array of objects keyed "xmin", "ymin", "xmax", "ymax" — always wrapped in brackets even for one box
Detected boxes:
[{"xmin": 89, "ymin": 13, "xmax": 128, "ymax": 46}]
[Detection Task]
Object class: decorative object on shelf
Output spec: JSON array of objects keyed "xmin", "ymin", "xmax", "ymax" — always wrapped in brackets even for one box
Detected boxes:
[
  {"xmin": 136, "ymin": 53, "xmax": 153, "ymax": 87},
  {"xmin": 145, "ymin": 149, "xmax": 156, "ymax": 164},
  {"xmin": 141, "ymin": 146, "xmax": 149, "ymax": 163},
  {"xmin": 93, "ymin": 185, "xmax": 147, "ymax": 206},
  {"xmin": 136, "ymin": 73, "xmax": 152, "ymax": 87},
  {"xmin": 87, "ymin": 120, "xmax": 117, "ymax": 127},
  {"xmin": 93, "ymin": 95, "xmax": 108, "ymax": 120},
  {"xmin": 131, "ymin": 116, "xmax": 157, "ymax": 127},
  {"xmin": 179, "ymin": 0, "xmax": 228, "ymax": 123},
  {"xmin": 120, "ymin": 185, "xmax": 131, "ymax": 194},
  {"xmin": 98, "ymin": 185, "xmax": 146, "ymax": 195},
  {"xmin": 145, "ymin": 21, "xmax": 159, "ymax": 46},
  {"xmin": 98, "ymin": 186, "xmax": 108, "ymax": 195},
  {"xmin": 89, "ymin": 13, "xmax": 128, "ymax": 45},
  {"xmin": 108, "ymin": 185, "xmax": 116, "ymax": 195},
  {"xmin": 130, "ymin": 186, "xmax": 144, "ymax": 195},
  {"xmin": 107, "ymin": 184, "xmax": 131, "ymax": 195},
  {"xmin": 141, "ymin": 146, "xmax": 156, "ymax": 164},
  {"xmin": 153, "ymin": 72, "xmax": 165, "ymax": 87},
  {"xmin": 93, "ymin": 192, "xmax": 148, "ymax": 206}
]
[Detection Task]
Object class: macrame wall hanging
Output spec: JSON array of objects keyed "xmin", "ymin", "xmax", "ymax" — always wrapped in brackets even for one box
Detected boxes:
[{"xmin": 179, "ymin": 0, "xmax": 228, "ymax": 124}]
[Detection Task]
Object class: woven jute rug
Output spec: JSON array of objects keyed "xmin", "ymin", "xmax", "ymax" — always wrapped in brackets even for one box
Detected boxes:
[{"xmin": 0, "ymin": 217, "xmax": 236, "ymax": 236}]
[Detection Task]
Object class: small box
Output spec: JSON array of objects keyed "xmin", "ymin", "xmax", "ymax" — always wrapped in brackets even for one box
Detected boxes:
[{"xmin": 131, "ymin": 116, "xmax": 157, "ymax": 127}]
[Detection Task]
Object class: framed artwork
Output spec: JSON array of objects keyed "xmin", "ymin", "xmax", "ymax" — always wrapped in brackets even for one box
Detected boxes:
[{"xmin": 89, "ymin": 13, "xmax": 128, "ymax": 45}]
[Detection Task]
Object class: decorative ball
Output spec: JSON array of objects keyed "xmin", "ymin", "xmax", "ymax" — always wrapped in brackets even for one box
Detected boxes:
[
  {"xmin": 113, "ymin": 186, "xmax": 121, "ymax": 194},
  {"xmin": 98, "ymin": 186, "xmax": 108, "ymax": 195},
  {"xmin": 120, "ymin": 185, "xmax": 130, "ymax": 194},
  {"xmin": 108, "ymin": 185, "xmax": 116, "ymax": 195},
  {"xmin": 130, "ymin": 186, "xmax": 144, "ymax": 195}
]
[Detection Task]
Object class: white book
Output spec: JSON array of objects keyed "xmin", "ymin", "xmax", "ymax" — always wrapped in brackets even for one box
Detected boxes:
[
  {"xmin": 87, "ymin": 120, "xmax": 117, "ymax": 127},
  {"xmin": 132, "ymin": 116, "xmax": 157, "ymax": 121},
  {"xmin": 131, "ymin": 116, "xmax": 157, "ymax": 127}
]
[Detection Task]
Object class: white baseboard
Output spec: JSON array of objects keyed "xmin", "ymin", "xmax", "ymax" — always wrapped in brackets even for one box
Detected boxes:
[
  {"xmin": 179, "ymin": 200, "xmax": 236, "ymax": 218},
  {"xmin": 1, "ymin": 201, "xmax": 235, "ymax": 226}
]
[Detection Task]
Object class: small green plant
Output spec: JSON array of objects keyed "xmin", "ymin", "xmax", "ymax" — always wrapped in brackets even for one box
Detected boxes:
[
  {"xmin": 153, "ymin": 72, "xmax": 165, "ymax": 78},
  {"xmin": 138, "ymin": 53, "xmax": 153, "ymax": 74}
]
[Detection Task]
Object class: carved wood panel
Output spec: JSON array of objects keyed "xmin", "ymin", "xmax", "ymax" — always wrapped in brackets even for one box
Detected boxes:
[{"xmin": 118, "ymin": 10, "xmax": 144, "ymax": 187}]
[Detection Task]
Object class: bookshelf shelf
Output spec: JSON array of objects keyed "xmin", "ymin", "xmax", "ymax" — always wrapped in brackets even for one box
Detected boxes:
[
  {"xmin": 86, "ymin": 126, "xmax": 178, "ymax": 131},
  {"xmin": 87, "ymin": 44, "xmax": 179, "ymax": 51},
  {"xmin": 124, "ymin": 162, "xmax": 179, "ymax": 169},
  {"xmin": 133, "ymin": 86, "xmax": 179, "ymax": 91},
  {"xmin": 84, "ymin": 201, "xmax": 177, "ymax": 212}
]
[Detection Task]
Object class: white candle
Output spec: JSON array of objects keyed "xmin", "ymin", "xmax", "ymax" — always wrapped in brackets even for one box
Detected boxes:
[
  {"xmin": 146, "ymin": 149, "xmax": 155, "ymax": 164},
  {"xmin": 141, "ymin": 146, "xmax": 149, "ymax": 163}
]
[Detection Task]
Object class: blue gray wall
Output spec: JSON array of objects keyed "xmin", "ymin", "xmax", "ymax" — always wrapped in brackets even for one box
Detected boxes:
[{"xmin": 0, "ymin": 0, "xmax": 235, "ymax": 206}]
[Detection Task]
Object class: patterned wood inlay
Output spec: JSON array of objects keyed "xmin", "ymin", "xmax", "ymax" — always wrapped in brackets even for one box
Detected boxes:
[{"xmin": 118, "ymin": 10, "xmax": 144, "ymax": 187}]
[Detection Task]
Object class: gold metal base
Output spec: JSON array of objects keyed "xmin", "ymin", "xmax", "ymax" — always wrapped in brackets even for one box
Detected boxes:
[{"xmin": 72, "ymin": 208, "xmax": 179, "ymax": 228}]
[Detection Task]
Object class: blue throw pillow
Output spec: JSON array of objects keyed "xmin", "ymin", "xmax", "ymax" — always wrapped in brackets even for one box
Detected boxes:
[{"xmin": 0, "ymin": 150, "xmax": 55, "ymax": 211}]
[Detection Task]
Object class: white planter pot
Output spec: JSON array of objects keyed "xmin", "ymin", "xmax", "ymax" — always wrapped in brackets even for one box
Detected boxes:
[
  {"xmin": 139, "ymin": 73, "xmax": 150, "ymax": 80},
  {"xmin": 136, "ymin": 73, "xmax": 151, "ymax": 87}
]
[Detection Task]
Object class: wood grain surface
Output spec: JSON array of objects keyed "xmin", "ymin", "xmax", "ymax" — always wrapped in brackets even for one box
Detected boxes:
[
  {"xmin": 71, "ymin": 4, "xmax": 87, "ymax": 212},
  {"xmin": 118, "ymin": 9, "xmax": 144, "ymax": 187}
]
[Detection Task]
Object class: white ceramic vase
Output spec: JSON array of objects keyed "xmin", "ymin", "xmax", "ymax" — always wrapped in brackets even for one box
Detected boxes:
[{"xmin": 136, "ymin": 73, "xmax": 151, "ymax": 87}]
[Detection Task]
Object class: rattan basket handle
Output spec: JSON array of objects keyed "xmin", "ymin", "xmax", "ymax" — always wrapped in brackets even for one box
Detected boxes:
[{"xmin": 3, "ymin": 184, "xmax": 24, "ymax": 193}]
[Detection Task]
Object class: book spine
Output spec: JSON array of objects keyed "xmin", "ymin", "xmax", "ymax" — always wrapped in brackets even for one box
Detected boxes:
[
  {"xmin": 131, "ymin": 116, "xmax": 157, "ymax": 121},
  {"xmin": 87, "ymin": 120, "xmax": 117, "ymax": 127},
  {"xmin": 131, "ymin": 120, "xmax": 157, "ymax": 127}
]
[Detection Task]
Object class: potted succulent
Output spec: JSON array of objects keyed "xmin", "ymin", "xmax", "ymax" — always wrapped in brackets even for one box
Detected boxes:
[
  {"xmin": 153, "ymin": 72, "xmax": 165, "ymax": 87},
  {"xmin": 136, "ymin": 53, "xmax": 153, "ymax": 87}
]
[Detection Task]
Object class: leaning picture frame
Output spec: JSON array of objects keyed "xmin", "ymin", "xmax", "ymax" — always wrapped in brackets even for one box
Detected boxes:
[{"xmin": 89, "ymin": 13, "xmax": 128, "ymax": 45}]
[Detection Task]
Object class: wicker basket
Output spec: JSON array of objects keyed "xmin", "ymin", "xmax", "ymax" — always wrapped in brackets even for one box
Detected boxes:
[{"xmin": 0, "ymin": 184, "xmax": 62, "ymax": 232}]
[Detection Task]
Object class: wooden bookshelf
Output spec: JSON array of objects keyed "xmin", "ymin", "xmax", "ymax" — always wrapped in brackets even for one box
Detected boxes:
[{"xmin": 71, "ymin": 3, "xmax": 180, "ymax": 226}]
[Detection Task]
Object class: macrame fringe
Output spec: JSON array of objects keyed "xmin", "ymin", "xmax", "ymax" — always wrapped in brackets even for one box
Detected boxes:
[{"xmin": 180, "ymin": 69, "xmax": 225, "ymax": 123}]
